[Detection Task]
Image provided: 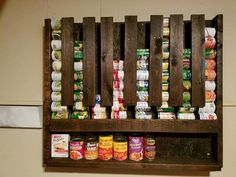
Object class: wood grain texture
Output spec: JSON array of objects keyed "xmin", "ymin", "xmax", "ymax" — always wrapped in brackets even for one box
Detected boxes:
[
  {"xmin": 149, "ymin": 15, "xmax": 163, "ymax": 106},
  {"xmin": 50, "ymin": 119, "xmax": 218, "ymax": 133},
  {"xmin": 100, "ymin": 17, "xmax": 113, "ymax": 106},
  {"xmin": 169, "ymin": 15, "xmax": 184, "ymax": 106},
  {"xmin": 191, "ymin": 15, "xmax": 205, "ymax": 107},
  {"xmin": 61, "ymin": 17, "xmax": 74, "ymax": 106},
  {"xmin": 43, "ymin": 19, "xmax": 51, "ymax": 164},
  {"xmin": 124, "ymin": 16, "xmax": 137, "ymax": 106},
  {"xmin": 83, "ymin": 17, "xmax": 96, "ymax": 106},
  {"xmin": 74, "ymin": 23, "xmax": 83, "ymax": 41},
  {"xmin": 212, "ymin": 14, "xmax": 223, "ymax": 167},
  {"xmin": 137, "ymin": 22, "xmax": 146, "ymax": 49}
]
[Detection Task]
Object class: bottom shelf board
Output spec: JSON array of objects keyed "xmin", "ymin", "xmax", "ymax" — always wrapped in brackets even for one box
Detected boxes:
[{"xmin": 45, "ymin": 157, "xmax": 221, "ymax": 171}]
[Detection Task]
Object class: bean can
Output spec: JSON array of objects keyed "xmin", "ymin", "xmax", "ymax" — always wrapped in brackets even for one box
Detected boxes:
[
  {"xmin": 205, "ymin": 69, "xmax": 216, "ymax": 81},
  {"xmin": 98, "ymin": 135, "xmax": 113, "ymax": 160},
  {"xmin": 70, "ymin": 137, "xmax": 85, "ymax": 160},
  {"xmin": 85, "ymin": 136, "xmax": 98, "ymax": 160},
  {"xmin": 205, "ymin": 91, "xmax": 216, "ymax": 102},
  {"xmin": 144, "ymin": 135, "xmax": 156, "ymax": 161},
  {"xmin": 113, "ymin": 135, "xmax": 128, "ymax": 161},
  {"xmin": 129, "ymin": 136, "xmax": 143, "ymax": 161},
  {"xmin": 52, "ymin": 50, "xmax": 62, "ymax": 61}
]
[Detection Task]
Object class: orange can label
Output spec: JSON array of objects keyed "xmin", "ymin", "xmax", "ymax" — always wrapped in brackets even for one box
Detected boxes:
[
  {"xmin": 113, "ymin": 141, "xmax": 127, "ymax": 161},
  {"xmin": 98, "ymin": 136, "xmax": 113, "ymax": 160}
]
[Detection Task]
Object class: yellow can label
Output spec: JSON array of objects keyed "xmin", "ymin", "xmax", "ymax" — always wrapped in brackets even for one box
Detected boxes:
[
  {"xmin": 99, "ymin": 135, "xmax": 113, "ymax": 149},
  {"xmin": 114, "ymin": 141, "xmax": 128, "ymax": 152}
]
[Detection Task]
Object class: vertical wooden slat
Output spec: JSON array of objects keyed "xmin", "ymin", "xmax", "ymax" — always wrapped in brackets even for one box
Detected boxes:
[
  {"xmin": 100, "ymin": 17, "xmax": 113, "ymax": 106},
  {"xmin": 43, "ymin": 19, "xmax": 51, "ymax": 164},
  {"xmin": 191, "ymin": 15, "xmax": 205, "ymax": 107},
  {"xmin": 83, "ymin": 17, "xmax": 96, "ymax": 106},
  {"xmin": 212, "ymin": 14, "xmax": 223, "ymax": 167},
  {"xmin": 61, "ymin": 17, "xmax": 74, "ymax": 106},
  {"xmin": 149, "ymin": 15, "xmax": 163, "ymax": 106},
  {"xmin": 74, "ymin": 23, "xmax": 83, "ymax": 41},
  {"xmin": 169, "ymin": 15, "xmax": 184, "ymax": 106},
  {"xmin": 124, "ymin": 16, "xmax": 137, "ymax": 106},
  {"xmin": 113, "ymin": 23, "xmax": 121, "ymax": 59},
  {"xmin": 137, "ymin": 22, "xmax": 146, "ymax": 49}
]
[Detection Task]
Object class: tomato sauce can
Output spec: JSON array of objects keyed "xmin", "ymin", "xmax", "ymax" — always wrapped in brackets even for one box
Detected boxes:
[
  {"xmin": 98, "ymin": 135, "xmax": 113, "ymax": 160},
  {"xmin": 129, "ymin": 135, "xmax": 143, "ymax": 161},
  {"xmin": 85, "ymin": 136, "xmax": 98, "ymax": 160},
  {"xmin": 113, "ymin": 135, "xmax": 128, "ymax": 161},
  {"xmin": 70, "ymin": 137, "xmax": 85, "ymax": 160}
]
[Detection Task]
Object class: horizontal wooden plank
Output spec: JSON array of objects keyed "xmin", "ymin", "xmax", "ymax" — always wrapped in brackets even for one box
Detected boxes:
[
  {"xmin": 50, "ymin": 119, "xmax": 218, "ymax": 133},
  {"xmin": 45, "ymin": 157, "xmax": 221, "ymax": 171}
]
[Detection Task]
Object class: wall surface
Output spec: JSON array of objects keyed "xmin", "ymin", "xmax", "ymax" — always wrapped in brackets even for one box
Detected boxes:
[{"xmin": 0, "ymin": 0, "xmax": 236, "ymax": 177}]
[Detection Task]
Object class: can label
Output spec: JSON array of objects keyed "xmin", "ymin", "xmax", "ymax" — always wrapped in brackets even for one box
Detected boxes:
[
  {"xmin": 52, "ymin": 81, "xmax": 61, "ymax": 91},
  {"xmin": 51, "ymin": 71, "xmax": 61, "ymax": 81},
  {"xmin": 205, "ymin": 91, "xmax": 216, "ymax": 102},
  {"xmin": 74, "ymin": 82, "xmax": 83, "ymax": 91},
  {"xmin": 51, "ymin": 92, "xmax": 61, "ymax": 101},
  {"xmin": 129, "ymin": 136, "xmax": 143, "ymax": 161},
  {"xmin": 205, "ymin": 36, "xmax": 216, "ymax": 49},
  {"xmin": 144, "ymin": 137, "xmax": 156, "ymax": 160},
  {"xmin": 85, "ymin": 142, "xmax": 98, "ymax": 160},
  {"xmin": 70, "ymin": 140, "xmax": 84, "ymax": 160},
  {"xmin": 205, "ymin": 70, "xmax": 216, "ymax": 81},
  {"xmin": 113, "ymin": 70, "xmax": 124, "ymax": 80},
  {"xmin": 199, "ymin": 103, "xmax": 216, "ymax": 113},
  {"xmin": 177, "ymin": 113, "xmax": 195, "ymax": 120},
  {"xmin": 52, "ymin": 61, "xmax": 61, "ymax": 71},
  {"xmin": 113, "ymin": 141, "xmax": 128, "ymax": 161},
  {"xmin": 52, "ymin": 50, "xmax": 62, "ymax": 61},
  {"xmin": 137, "ymin": 70, "xmax": 149, "ymax": 80},
  {"xmin": 98, "ymin": 135, "xmax": 113, "ymax": 160},
  {"xmin": 74, "ymin": 62, "xmax": 83, "ymax": 71}
]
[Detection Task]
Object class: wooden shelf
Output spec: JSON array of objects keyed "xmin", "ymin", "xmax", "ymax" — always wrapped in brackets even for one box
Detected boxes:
[
  {"xmin": 50, "ymin": 119, "xmax": 218, "ymax": 133},
  {"xmin": 45, "ymin": 157, "xmax": 221, "ymax": 171}
]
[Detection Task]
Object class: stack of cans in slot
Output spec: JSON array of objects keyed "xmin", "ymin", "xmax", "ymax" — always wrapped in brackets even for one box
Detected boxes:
[
  {"xmin": 111, "ymin": 59, "xmax": 127, "ymax": 119},
  {"xmin": 198, "ymin": 28, "xmax": 217, "ymax": 120},
  {"xmin": 157, "ymin": 17, "xmax": 175, "ymax": 119},
  {"xmin": 50, "ymin": 19, "xmax": 68, "ymax": 119},
  {"xmin": 177, "ymin": 49, "xmax": 196, "ymax": 120},
  {"xmin": 71, "ymin": 41, "xmax": 89, "ymax": 119},
  {"xmin": 135, "ymin": 49, "xmax": 152, "ymax": 119},
  {"xmin": 92, "ymin": 95, "xmax": 107, "ymax": 119}
]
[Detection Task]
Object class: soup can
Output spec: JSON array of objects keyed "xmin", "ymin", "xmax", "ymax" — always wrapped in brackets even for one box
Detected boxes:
[
  {"xmin": 205, "ymin": 81, "xmax": 216, "ymax": 91},
  {"xmin": 112, "ymin": 100, "xmax": 125, "ymax": 111},
  {"xmin": 205, "ymin": 60, "xmax": 216, "ymax": 70},
  {"xmin": 74, "ymin": 92, "xmax": 83, "ymax": 101},
  {"xmin": 198, "ymin": 102, "xmax": 216, "ymax": 113},
  {"xmin": 98, "ymin": 135, "xmax": 113, "ymax": 160},
  {"xmin": 144, "ymin": 135, "xmax": 156, "ymax": 161},
  {"xmin": 113, "ymin": 80, "xmax": 124, "ymax": 90},
  {"xmin": 70, "ymin": 137, "xmax": 85, "ymax": 160},
  {"xmin": 51, "ymin": 71, "xmax": 61, "ymax": 81},
  {"xmin": 74, "ymin": 71, "xmax": 83, "ymax": 81},
  {"xmin": 129, "ymin": 135, "xmax": 143, "ymax": 161},
  {"xmin": 113, "ymin": 70, "xmax": 124, "ymax": 80},
  {"xmin": 162, "ymin": 61, "xmax": 169, "ymax": 70},
  {"xmin": 163, "ymin": 27, "xmax": 170, "ymax": 36},
  {"xmin": 183, "ymin": 49, "xmax": 191, "ymax": 59},
  {"xmin": 85, "ymin": 136, "xmax": 98, "ymax": 160},
  {"xmin": 205, "ymin": 49, "xmax": 216, "ymax": 60},
  {"xmin": 74, "ymin": 102, "xmax": 87, "ymax": 111},
  {"xmin": 113, "ymin": 60, "xmax": 124, "ymax": 70},
  {"xmin": 205, "ymin": 91, "xmax": 216, "ymax": 102},
  {"xmin": 74, "ymin": 41, "xmax": 83, "ymax": 51},
  {"xmin": 135, "ymin": 101, "xmax": 151, "ymax": 111},
  {"xmin": 137, "ymin": 81, "xmax": 149, "ymax": 91},
  {"xmin": 52, "ymin": 30, "xmax": 61, "ymax": 40},
  {"xmin": 74, "ymin": 51, "xmax": 83, "ymax": 60},
  {"xmin": 111, "ymin": 111, "xmax": 127, "ymax": 119},
  {"xmin": 162, "ymin": 71, "xmax": 169, "ymax": 81},
  {"xmin": 205, "ymin": 69, "xmax": 216, "ymax": 81},
  {"xmin": 113, "ymin": 90, "xmax": 124, "ymax": 101},
  {"xmin": 163, "ymin": 17, "xmax": 169, "ymax": 27},
  {"xmin": 51, "ymin": 92, "xmax": 61, "ymax": 101},
  {"xmin": 52, "ymin": 61, "xmax": 61, "ymax": 71},
  {"xmin": 74, "ymin": 62, "xmax": 83, "ymax": 71},
  {"xmin": 135, "ymin": 111, "xmax": 152, "ymax": 119},
  {"xmin": 52, "ymin": 50, "xmax": 61, "ymax": 61},
  {"xmin": 137, "ymin": 60, "xmax": 149, "ymax": 70},
  {"xmin": 183, "ymin": 92, "xmax": 191, "ymax": 103},
  {"xmin": 51, "ymin": 40, "xmax": 61, "ymax": 50},
  {"xmin": 74, "ymin": 82, "xmax": 83, "ymax": 91},
  {"xmin": 162, "ymin": 82, "xmax": 169, "ymax": 91},
  {"xmin": 162, "ymin": 92, "xmax": 169, "ymax": 102},
  {"xmin": 205, "ymin": 36, "xmax": 216, "ymax": 49},
  {"xmin": 178, "ymin": 107, "xmax": 195, "ymax": 113},
  {"xmin": 137, "ymin": 70, "xmax": 149, "ymax": 80},
  {"xmin": 51, "ymin": 81, "xmax": 61, "ymax": 91},
  {"xmin": 162, "ymin": 52, "xmax": 169, "ymax": 59},
  {"xmin": 51, "ymin": 102, "xmax": 67, "ymax": 112},
  {"xmin": 183, "ymin": 80, "xmax": 191, "ymax": 91},
  {"xmin": 158, "ymin": 112, "xmax": 176, "ymax": 119},
  {"xmin": 183, "ymin": 59, "xmax": 190, "ymax": 70},
  {"xmin": 113, "ymin": 135, "xmax": 128, "ymax": 161},
  {"xmin": 205, "ymin": 28, "xmax": 216, "ymax": 37},
  {"xmin": 183, "ymin": 70, "xmax": 191, "ymax": 80}
]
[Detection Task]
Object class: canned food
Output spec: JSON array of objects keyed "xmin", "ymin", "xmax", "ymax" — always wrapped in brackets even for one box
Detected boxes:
[
  {"xmin": 98, "ymin": 135, "xmax": 113, "ymax": 160},
  {"xmin": 162, "ymin": 92, "xmax": 169, "ymax": 102},
  {"xmin": 92, "ymin": 112, "xmax": 107, "ymax": 119},
  {"xmin": 129, "ymin": 136, "xmax": 143, "ymax": 161},
  {"xmin": 85, "ymin": 136, "xmax": 98, "ymax": 160},
  {"xmin": 51, "ymin": 71, "xmax": 61, "ymax": 81},
  {"xmin": 112, "ymin": 100, "xmax": 125, "ymax": 111},
  {"xmin": 51, "ymin": 92, "xmax": 61, "ymax": 101},
  {"xmin": 163, "ymin": 17, "xmax": 169, "ymax": 27},
  {"xmin": 199, "ymin": 102, "xmax": 216, "ymax": 113},
  {"xmin": 177, "ymin": 113, "xmax": 195, "ymax": 120},
  {"xmin": 51, "ymin": 19, "xmax": 61, "ymax": 30},
  {"xmin": 205, "ymin": 28, "xmax": 216, "ymax": 38},
  {"xmin": 113, "ymin": 60, "xmax": 124, "ymax": 70},
  {"xmin": 144, "ymin": 135, "xmax": 156, "ymax": 161},
  {"xmin": 162, "ymin": 71, "xmax": 169, "ymax": 81},
  {"xmin": 183, "ymin": 49, "xmax": 191, "ymax": 58},
  {"xmin": 162, "ymin": 52, "xmax": 169, "ymax": 59},
  {"xmin": 162, "ymin": 61, "xmax": 169, "ymax": 70},
  {"xmin": 113, "ymin": 70, "xmax": 124, "ymax": 80},
  {"xmin": 199, "ymin": 113, "xmax": 217, "ymax": 120},
  {"xmin": 205, "ymin": 81, "xmax": 216, "ymax": 91},
  {"xmin": 70, "ymin": 137, "xmax": 85, "ymax": 160},
  {"xmin": 205, "ymin": 91, "xmax": 216, "ymax": 102},
  {"xmin": 113, "ymin": 90, "xmax": 124, "ymax": 101},
  {"xmin": 74, "ymin": 82, "xmax": 83, "ymax": 91},
  {"xmin": 51, "ymin": 111, "xmax": 68, "ymax": 119},
  {"xmin": 52, "ymin": 50, "xmax": 61, "ymax": 61},
  {"xmin": 52, "ymin": 30, "xmax": 61, "ymax": 40},
  {"xmin": 183, "ymin": 92, "xmax": 191, "ymax": 103},
  {"xmin": 135, "ymin": 101, "xmax": 151, "ymax": 111},
  {"xmin": 178, "ymin": 107, "xmax": 195, "ymax": 113},
  {"xmin": 157, "ymin": 107, "xmax": 175, "ymax": 112},
  {"xmin": 205, "ymin": 60, "xmax": 216, "ymax": 70},
  {"xmin": 95, "ymin": 95, "xmax": 101, "ymax": 104},
  {"xmin": 74, "ymin": 102, "xmax": 87, "ymax": 111},
  {"xmin": 205, "ymin": 49, "xmax": 216, "ymax": 60},
  {"xmin": 137, "ymin": 91, "xmax": 149, "ymax": 101},
  {"xmin": 74, "ymin": 92, "xmax": 83, "ymax": 101},
  {"xmin": 137, "ymin": 60, "xmax": 149, "ymax": 70},
  {"xmin": 162, "ymin": 82, "xmax": 169, "ymax": 91},
  {"xmin": 51, "ymin": 40, "xmax": 61, "ymax": 50},
  {"xmin": 137, "ymin": 70, "xmax": 149, "ymax": 80},
  {"xmin": 92, "ymin": 105, "xmax": 106, "ymax": 113},
  {"xmin": 71, "ymin": 111, "xmax": 89, "ymax": 119},
  {"xmin": 74, "ymin": 41, "xmax": 83, "ymax": 51},
  {"xmin": 74, "ymin": 51, "xmax": 83, "ymax": 60},
  {"xmin": 52, "ymin": 61, "xmax": 61, "ymax": 71},
  {"xmin": 183, "ymin": 80, "xmax": 191, "ymax": 91},
  {"xmin": 183, "ymin": 70, "xmax": 191, "ymax": 80},
  {"xmin": 113, "ymin": 135, "xmax": 128, "ymax": 161},
  {"xmin": 205, "ymin": 69, "xmax": 216, "ymax": 81},
  {"xmin": 74, "ymin": 71, "xmax": 83, "ymax": 81},
  {"xmin": 136, "ymin": 49, "xmax": 149, "ymax": 57},
  {"xmin": 111, "ymin": 111, "xmax": 127, "ymax": 119},
  {"xmin": 74, "ymin": 61, "xmax": 83, "ymax": 71},
  {"xmin": 135, "ymin": 111, "xmax": 152, "ymax": 119},
  {"xmin": 51, "ymin": 81, "xmax": 61, "ymax": 91},
  {"xmin": 183, "ymin": 59, "xmax": 190, "ymax": 69},
  {"xmin": 163, "ymin": 27, "xmax": 170, "ymax": 36},
  {"xmin": 205, "ymin": 36, "xmax": 216, "ymax": 49},
  {"xmin": 51, "ymin": 102, "xmax": 67, "ymax": 112},
  {"xmin": 137, "ymin": 81, "xmax": 149, "ymax": 91},
  {"xmin": 158, "ymin": 112, "xmax": 176, "ymax": 119},
  {"xmin": 113, "ymin": 80, "xmax": 124, "ymax": 90}
]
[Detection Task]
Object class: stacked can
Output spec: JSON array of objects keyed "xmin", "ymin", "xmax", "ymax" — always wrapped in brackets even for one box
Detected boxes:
[
  {"xmin": 92, "ymin": 95, "xmax": 107, "ymax": 119},
  {"xmin": 71, "ymin": 41, "xmax": 89, "ymax": 119},
  {"xmin": 198, "ymin": 28, "xmax": 217, "ymax": 120},
  {"xmin": 135, "ymin": 49, "xmax": 152, "ymax": 119},
  {"xmin": 177, "ymin": 49, "xmax": 196, "ymax": 120},
  {"xmin": 111, "ymin": 59, "xmax": 127, "ymax": 119},
  {"xmin": 157, "ymin": 17, "xmax": 175, "ymax": 119},
  {"xmin": 50, "ymin": 19, "xmax": 68, "ymax": 119}
]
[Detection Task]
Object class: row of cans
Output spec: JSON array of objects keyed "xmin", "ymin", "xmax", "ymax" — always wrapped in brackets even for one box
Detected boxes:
[{"xmin": 51, "ymin": 62, "xmax": 83, "ymax": 72}]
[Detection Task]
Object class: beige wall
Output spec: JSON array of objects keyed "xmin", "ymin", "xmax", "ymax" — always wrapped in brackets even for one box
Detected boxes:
[{"xmin": 0, "ymin": 0, "xmax": 236, "ymax": 177}]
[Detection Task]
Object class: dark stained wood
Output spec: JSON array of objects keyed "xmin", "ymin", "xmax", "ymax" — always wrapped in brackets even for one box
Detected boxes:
[
  {"xmin": 45, "ymin": 157, "xmax": 220, "ymax": 171},
  {"xmin": 74, "ymin": 23, "xmax": 83, "ymax": 41},
  {"xmin": 212, "ymin": 14, "xmax": 223, "ymax": 167},
  {"xmin": 169, "ymin": 15, "xmax": 184, "ymax": 106},
  {"xmin": 100, "ymin": 17, "xmax": 113, "ymax": 106},
  {"xmin": 83, "ymin": 17, "xmax": 96, "ymax": 106},
  {"xmin": 43, "ymin": 19, "xmax": 52, "ymax": 164},
  {"xmin": 191, "ymin": 15, "xmax": 205, "ymax": 107},
  {"xmin": 113, "ymin": 23, "xmax": 121, "ymax": 59},
  {"xmin": 61, "ymin": 17, "xmax": 74, "ymax": 106},
  {"xmin": 124, "ymin": 16, "xmax": 137, "ymax": 106},
  {"xmin": 50, "ymin": 119, "xmax": 218, "ymax": 133},
  {"xmin": 149, "ymin": 15, "xmax": 163, "ymax": 106},
  {"xmin": 137, "ymin": 22, "xmax": 146, "ymax": 49}
]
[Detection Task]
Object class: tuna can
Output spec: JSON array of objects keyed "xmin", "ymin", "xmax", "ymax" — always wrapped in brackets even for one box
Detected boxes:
[
  {"xmin": 199, "ymin": 113, "xmax": 217, "ymax": 120},
  {"xmin": 51, "ymin": 81, "xmax": 61, "ymax": 91},
  {"xmin": 144, "ymin": 135, "xmax": 156, "ymax": 161},
  {"xmin": 51, "ymin": 92, "xmax": 61, "ymax": 101},
  {"xmin": 51, "ymin": 40, "xmax": 61, "ymax": 50},
  {"xmin": 177, "ymin": 113, "xmax": 195, "ymax": 120},
  {"xmin": 129, "ymin": 135, "xmax": 143, "ymax": 161},
  {"xmin": 52, "ymin": 50, "xmax": 61, "ymax": 61},
  {"xmin": 74, "ymin": 62, "xmax": 83, "ymax": 71},
  {"xmin": 51, "ymin": 102, "xmax": 67, "ymax": 112},
  {"xmin": 70, "ymin": 137, "xmax": 85, "ymax": 160},
  {"xmin": 205, "ymin": 81, "xmax": 216, "ymax": 91},
  {"xmin": 51, "ymin": 71, "xmax": 61, "ymax": 81},
  {"xmin": 198, "ymin": 102, "xmax": 216, "ymax": 113},
  {"xmin": 98, "ymin": 135, "xmax": 113, "ymax": 160},
  {"xmin": 52, "ymin": 61, "xmax": 61, "ymax": 71}
]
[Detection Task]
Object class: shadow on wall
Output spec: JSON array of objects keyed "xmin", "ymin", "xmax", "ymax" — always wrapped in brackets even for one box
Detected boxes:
[
  {"xmin": 45, "ymin": 167, "xmax": 210, "ymax": 176},
  {"xmin": 0, "ymin": 0, "xmax": 6, "ymax": 15}
]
